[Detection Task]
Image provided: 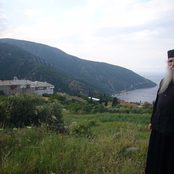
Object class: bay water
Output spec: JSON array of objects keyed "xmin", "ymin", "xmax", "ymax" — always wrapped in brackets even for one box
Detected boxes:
[{"xmin": 116, "ymin": 72, "xmax": 165, "ymax": 103}]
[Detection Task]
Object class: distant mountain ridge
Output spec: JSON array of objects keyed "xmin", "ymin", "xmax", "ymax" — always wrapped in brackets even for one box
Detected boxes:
[
  {"xmin": 0, "ymin": 43, "xmax": 95, "ymax": 95},
  {"xmin": 0, "ymin": 38, "xmax": 157, "ymax": 95}
]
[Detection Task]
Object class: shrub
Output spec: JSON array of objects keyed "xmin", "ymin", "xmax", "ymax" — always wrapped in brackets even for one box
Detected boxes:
[
  {"xmin": 3, "ymin": 93, "xmax": 44, "ymax": 128},
  {"xmin": 49, "ymin": 101, "xmax": 63, "ymax": 124},
  {"xmin": 0, "ymin": 90, "xmax": 5, "ymax": 96},
  {"xmin": 93, "ymin": 104, "xmax": 106, "ymax": 113},
  {"xmin": 81, "ymin": 105, "xmax": 93, "ymax": 114},
  {"xmin": 142, "ymin": 102, "xmax": 151, "ymax": 109},
  {"xmin": 67, "ymin": 103, "xmax": 83, "ymax": 114},
  {"xmin": 0, "ymin": 102, "xmax": 5, "ymax": 126},
  {"xmin": 36, "ymin": 101, "xmax": 65, "ymax": 132},
  {"xmin": 2, "ymin": 93, "xmax": 64, "ymax": 130},
  {"xmin": 70, "ymin": 118, "xmax": 98, "ymax": 137}
]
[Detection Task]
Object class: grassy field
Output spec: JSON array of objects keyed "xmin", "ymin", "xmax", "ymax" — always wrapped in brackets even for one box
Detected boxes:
[{"xmin": 0, "ymin": 113, "xmax": 151, "ymax": 174}]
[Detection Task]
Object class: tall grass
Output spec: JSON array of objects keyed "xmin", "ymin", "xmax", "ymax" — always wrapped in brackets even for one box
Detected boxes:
[{"xmin": 0, "ymin": 114, "xmax": 151, "ymax": 174}]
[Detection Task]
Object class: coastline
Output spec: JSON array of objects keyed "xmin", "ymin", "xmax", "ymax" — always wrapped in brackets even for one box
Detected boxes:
[{"xmin": 114, "ymin": 73, "xmax": 164, "ymax": 103}]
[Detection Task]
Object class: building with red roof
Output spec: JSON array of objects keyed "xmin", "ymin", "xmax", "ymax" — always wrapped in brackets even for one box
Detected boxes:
[{"xmin": 120, "ymin": 100, "xmax": 138, "ymax": 107}]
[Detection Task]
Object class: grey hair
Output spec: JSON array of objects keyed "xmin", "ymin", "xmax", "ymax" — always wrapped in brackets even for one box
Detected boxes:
[{"xmin": 159, "ymin": 66, "xmax": 174, "ymax": 94}]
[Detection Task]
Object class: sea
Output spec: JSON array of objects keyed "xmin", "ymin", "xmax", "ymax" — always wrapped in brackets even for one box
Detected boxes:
[{"xmin": 115, "ymin": 72, "xmax": 165, "ymax": 103}]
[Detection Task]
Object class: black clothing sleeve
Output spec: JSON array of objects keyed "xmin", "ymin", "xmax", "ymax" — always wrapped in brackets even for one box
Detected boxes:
[{"xmin": 150, "ymin": 80, "xmax": 163, "ymax": 124}]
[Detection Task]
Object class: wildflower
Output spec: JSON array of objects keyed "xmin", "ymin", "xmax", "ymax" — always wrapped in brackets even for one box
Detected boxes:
[
  {"xmin": 102, "ymin": 167, "xmax": 105, "ymax": 169},
  {"xmin": 113, "ymin": 161, "xmax": 118, "ymax": 164}
]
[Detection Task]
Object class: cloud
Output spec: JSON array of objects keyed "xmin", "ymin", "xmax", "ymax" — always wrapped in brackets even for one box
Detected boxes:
[
  {"xmin": 25, "ymin": 9, "xmax": 45, "ymax": 17},
  {"xmin": 1, "ymin": 0, "xmax": 174, "ymax": 73},
  {"xmin": 120, "ymin": 30, "xmax": 159, "ymax": 42},
  {"xmin": 100, "ymin": 0, "xmax": 174, "ymax": 27},
  {"xmin": 0, "ymin": 1, "xmax": 9, "ymax": 32}
]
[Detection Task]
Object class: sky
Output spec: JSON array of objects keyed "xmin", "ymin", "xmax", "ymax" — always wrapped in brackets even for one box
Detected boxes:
[{"xmin": 0, "ymin": 0, "xmax": 174, "ymax": 75}]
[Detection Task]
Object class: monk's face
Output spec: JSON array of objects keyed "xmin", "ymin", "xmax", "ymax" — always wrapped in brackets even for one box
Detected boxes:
[{"xmin": 168, "ymin": 57, "xmax": 174, "ymax": 70}]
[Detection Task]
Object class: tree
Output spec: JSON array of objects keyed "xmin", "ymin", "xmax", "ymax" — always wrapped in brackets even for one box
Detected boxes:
[
  {"xmin": 142, "ymin": 101, "xmax": 151, "ymax": 109},
  {"xmin": 90, "ymin": 92, "xmax": 93, "ymax": 104},
  {"xmin": 4, "ymin": 93, "xmax": 44, "ymax": 128},
  {"xmin": 0, "ymin": 102, "xmax": 5, "ymax": 125},
  {"xmin": 112, "ymin": 97, "xmax": 118, "ymax": 107},
  {"xmin": 0, "ymin": 90, "xmax": 5, "ymax": 96},
  {"xmin": 2, "ymin": 93, "xmax": 63, "ymax": 128},
  {"xmin": 51, "ymin": 94, "xmax": 66, "ymax": 102},
  {"xmin": 105, "ymin": 97, "xmax": 108, "ymax": 107},
  {"xmin": 67, "ymin": 103, "xmax": 83, "ymax": 114},
  {"xmin": 99, "ymin": 95, "xmax": 102, "ymax": 104},
  {"xmin": 82, "ymin": 105, "xmax": 93, "ymax": 114},
  {"xmin": 93, "ymin": 104, "xmax": 105, "ymax": 113}
]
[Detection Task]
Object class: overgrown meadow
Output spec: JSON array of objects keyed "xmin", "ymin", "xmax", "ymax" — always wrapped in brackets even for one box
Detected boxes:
[{"xmin": 0, "ymin": 93, "xmax": 152, "ymax": 174}]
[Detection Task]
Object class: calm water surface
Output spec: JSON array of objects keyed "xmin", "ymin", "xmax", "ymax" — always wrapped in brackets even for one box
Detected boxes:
[{"xmin": 117, "ymin": 73, "xmax": 165, "ymax": 103}]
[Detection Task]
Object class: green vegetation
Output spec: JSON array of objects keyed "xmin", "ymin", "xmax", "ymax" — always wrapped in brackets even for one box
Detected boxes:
[
  {"xmin": 0, "ymin": 93, "xmax": 152, "ymax": 173},
  {"xmin": 0, "ymin": 90, "xmax": 5, "ymax": 96},
  {"xmin": 0, "ymin": 93, "xmax": 64, "ymax": 131},
  {"xmin": 0, "ymin": 38, "xmax": 157, "ymax": 96},
  {"xmin": 0, "ymin": 113, "xmax": 151, "ymax": 174},
  {"xmin": 0, "ymin": 43, "xmax": 92, "ymax": 95}
]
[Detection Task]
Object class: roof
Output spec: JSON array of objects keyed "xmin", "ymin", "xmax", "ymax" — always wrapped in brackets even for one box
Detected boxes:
[
  {"xmin": 88, "ymin": 97, "xmax": 100, "ymax": 101},
  {"xmin": 120, "ymin": 101, "xmax": 127, "ymax": 104},
  {"xmin": 0, "ymin": 79, "xmax": 54, "ymax": 88},
  {"xmin": 120, "ymin": 100, "xmax": 138, "ymax": 107},
  {"xmin": 125, "ymin": 103, "xmax": 138, "ymax": 107}
]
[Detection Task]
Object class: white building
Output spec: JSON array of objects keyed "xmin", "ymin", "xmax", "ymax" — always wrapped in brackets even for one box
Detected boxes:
[
  {"xmin": 0, "ymin": 77, "xmax": 54, "ymax": 96},
  {"xmin": 88, "ymin": 97, "xmax": 100, "ymax": 101}
]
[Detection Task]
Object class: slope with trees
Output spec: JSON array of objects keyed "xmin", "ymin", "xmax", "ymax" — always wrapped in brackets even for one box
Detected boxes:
[
  {"xmin": 0, "ymin": 43, "xmax": 96, "ymax": 95},
  {"xmin": 0, "ymin": 38, "xmax": 157, "ymax": 95}
]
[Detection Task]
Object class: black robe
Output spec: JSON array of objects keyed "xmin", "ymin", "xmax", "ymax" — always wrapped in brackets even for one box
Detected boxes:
[{"xmin": 145, "ymin": 81, "xmax": 174, "ymax": 174}]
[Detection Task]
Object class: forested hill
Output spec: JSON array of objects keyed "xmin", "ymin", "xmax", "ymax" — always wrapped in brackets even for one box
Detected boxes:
[
  {"xmin": 0, "ymin": 38, "xmax": 157, "ymax": 95},
  {"xmin": 0, "ymin": 43, "xmax": 96, "ymax": 95}
]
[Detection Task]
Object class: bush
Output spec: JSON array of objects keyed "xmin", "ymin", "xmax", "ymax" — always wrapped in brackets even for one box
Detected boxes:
[
  {"xmin": 142, "ymin": 102, "xmax": 151, "ymax": 109},
  {"xmin": 81, "ymin": 105, "xmax": 93, "ymax": 114},
  {"xmin": 93, "ymin": 104, "xmax": 106, "ymax": 113},
  {"xmin": 3, "ymin": 93, "xmax": 44, "ymax": 128},
  {"xmin": 0, "ymin": 90, "xmax": 5, "ymax": 96},
  {"xmin": 70, "ymin": 118, "xmax": 98, "ymax": 137},
  {"xmin": 36, "ymin": 101, "xmax": 66, "ymax": 132},
  {"xmin": 0, "ymin": 102, "xmax": 5, "ymax": 126},
  {"xmin": 50, "ymin": 94, "xmax": 66, "ymax": 102},
  {"xmin": 67, "ymin": 103, "xmax": 83, "ymax": 114},
  {"xmin": 42, "ymin": 93, "xmax": 52, "ymax": 97},
  {"xmin": 49, "ymin": 101, "xmax": 63, "ymax": 124},
  {"xmin": 1, "ymin": 93, "xmax": 64, "ymax": 130}
]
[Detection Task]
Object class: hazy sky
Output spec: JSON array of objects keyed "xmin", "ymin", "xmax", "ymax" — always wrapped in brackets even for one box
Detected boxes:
[{"xmin": 0, "ymin": 0, "xmax": 174, "ymax": 74}]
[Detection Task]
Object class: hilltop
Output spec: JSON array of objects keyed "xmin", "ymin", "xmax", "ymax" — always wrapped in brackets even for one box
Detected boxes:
[{"xmin": 0, "ymin": 38, "xmax": 157, "ymax": 95}]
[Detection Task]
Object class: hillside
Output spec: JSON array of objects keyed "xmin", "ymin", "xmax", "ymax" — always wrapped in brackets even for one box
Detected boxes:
[
  {"xmin": 0, "ymin": 43, "xmax": 96, "ymax": 95},
  {"xmin": 0, "ymin": 38, "xmax": 157, "ymax": 95}
]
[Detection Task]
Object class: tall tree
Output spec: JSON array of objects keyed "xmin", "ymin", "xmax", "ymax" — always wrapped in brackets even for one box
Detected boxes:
[
  {"xmin": 112, "ymin": 97, "xmax": 118, "ymax": 107},
  {"xmin": 90, "ymin": 92, "xmax": 93, "ymax": 104},
  {"xmin": 105, "ymin": 97, "xmax": 108, "ymax": 107},
  {"xmin": 99, "ymin": 95, "xmax": 102, "ymax": 104}
]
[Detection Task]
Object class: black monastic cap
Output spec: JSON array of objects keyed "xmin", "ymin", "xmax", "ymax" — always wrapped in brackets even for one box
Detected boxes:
[{"xmin": 168, "ymin": 49, "xmax": 174, "ymax": 59}]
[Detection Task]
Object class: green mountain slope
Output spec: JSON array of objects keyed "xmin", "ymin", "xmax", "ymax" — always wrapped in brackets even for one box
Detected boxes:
[
  {"xmin": 0, "ymin": 43, "xmax": 96, "ymax": 95},
  {"xmin": 0, "ymin": 38, "xmax": 157, "ymax": 95}
]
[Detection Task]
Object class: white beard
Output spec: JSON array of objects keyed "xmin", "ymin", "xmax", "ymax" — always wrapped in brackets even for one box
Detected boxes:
[{"xmin": 159, "ymin": 66, "xmax": 174, "ymax": 94}]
